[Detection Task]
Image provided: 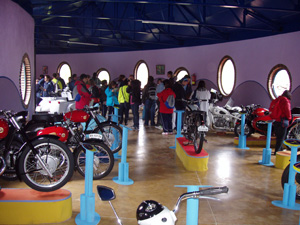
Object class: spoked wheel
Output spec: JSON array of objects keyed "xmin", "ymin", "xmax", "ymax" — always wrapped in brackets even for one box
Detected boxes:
[
  {"xmin": 194, "ymin": 131, "xmax": 204, "ymax": 154},
  {"xmin": 193, "ymin": 112, "xmax": 207, "ymax": 154},
  {"xmin": 182, "ymin": 110, "xmax": 193, "ymax": 141},
  {"xmin": 18, "ymin": 138, "xmax": 74, "ymax": 192},
  {"xmin": 281, "ymin": 156, "xmax": 300, "ymax": 199},
  {"xmin": 94, "ymin": 122, "xmax": 122, "ymax": 154},
  {"xmin": 234, "ymin": 123, "xmax": 254, "ymax": 137},
  {"xmin": 74, "ymin": 140, "xmax": 114, "ymax": 180},
  {"xmin": 286, "ymin": 122, "xmax": 300, "ymax": 140}
]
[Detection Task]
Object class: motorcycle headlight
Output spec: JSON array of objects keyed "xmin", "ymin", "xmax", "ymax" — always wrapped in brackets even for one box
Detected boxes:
[{"xmin": 136, "ymin": 200, "xmax": 164, "ymax": 221}]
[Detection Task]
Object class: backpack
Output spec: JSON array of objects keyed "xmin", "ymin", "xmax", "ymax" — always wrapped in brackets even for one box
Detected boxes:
[
  {"xmin": 165, "ymin": 95, "xmax": 175, "ymax": 109},
  {"xmin": 148, "ymin": 86, "xmax": 156, "ymax": 100}
]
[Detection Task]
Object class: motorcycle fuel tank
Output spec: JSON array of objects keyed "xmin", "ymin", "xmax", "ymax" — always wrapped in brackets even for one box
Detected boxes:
[
  {"xmin": 64, "ymin": 110, "xmax": 90, "ymax": 123},
  {"xmin": 37, "ymin": 126, "xmax": 69, "ymax": 142},
  {"xmin": 252, "ymin": 107, "xmax": 268, "ymax": 117}
]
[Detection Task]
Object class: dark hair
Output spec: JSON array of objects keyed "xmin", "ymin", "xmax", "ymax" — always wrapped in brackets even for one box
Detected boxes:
[
  {"xmin": 197, "ymin": 80, "xmax": 206, "ymax": 89},
  {"xmin": 39, "ymin": 74, "xmax": 44, "ymax": 79},
  {"xmin": 80, "ymin": 74, "xmax": 88, "ymax": 80},
  {"xmin": 53, "ymin": 73, "xmax": 58, "ymax": 78},
  {"xmin": 108, "ymin": 81, "xmax": 117, "ymax": 89},
  {"xmin": 183, "ymin": 75, "xmax": 190, "ymax": 79},
  {"xmin": 282, "ymin": 90, "xmax": 292, "ymax": 100},
  {"xmin": 163, "ymin": 79, "xmax": 171, "ymax": 89},
  {"xmin": 45, "ymin": 74, "xmax": 51, "ymax": 80},
  {"xmin": 148, "ymin": 76, "xmax": 154, "ymax": 83},
  {"xmin": 72, "ymin": 74, "xmax": 77, "ymax": 79},
  {"xmin": 92, "ymin": 72, "xmax": 97, "ymax": 78},
  {"xmin": 101, "ymin": 80, "xmax": 107, "ymax": 85},
  {"xmin": 118, "ymin": 74, "xmax": 125, "ymax": 81}
]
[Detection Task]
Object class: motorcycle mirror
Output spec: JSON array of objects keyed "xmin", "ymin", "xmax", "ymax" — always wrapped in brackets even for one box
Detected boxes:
[{"xmin": 97, "ymin": 185, "xmax": 116, "ymax": 201}]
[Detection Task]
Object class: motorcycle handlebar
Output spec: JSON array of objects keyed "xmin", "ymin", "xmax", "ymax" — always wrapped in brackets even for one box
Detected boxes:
[{"xmin": 173, "ymin": 186, "xmax": 228, "ymax": 213}]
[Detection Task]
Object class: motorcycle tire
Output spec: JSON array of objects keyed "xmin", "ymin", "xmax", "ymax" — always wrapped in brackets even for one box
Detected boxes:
[
  {"xmin": 74, "ymin": 140, "xmax": 114, "ymax": 180},
  {"xmin": 18, "ymin": 137, "xmax": 74, "ymax": 192},
  {"xmin": 93, "ymin": 122, "xmax": 122, "ymax": 154},
  {"xmin": 194, "ymin": 131, "xmax": 204, "ymax": 154},
  {"xmin": 281, "ymin": 155, "xmax": 300, "ymax": 199},
  {"xmin": 234, "ymin": 123, "xmax": 254, "ymax": 137},
  {"xmin": 286, "ymin": 122, "xmax": 300, "ymax": 140}
]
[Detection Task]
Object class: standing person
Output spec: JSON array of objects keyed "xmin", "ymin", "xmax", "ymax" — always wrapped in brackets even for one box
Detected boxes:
[
  {"xmin": 91, "ymin": 72, "xmax": 101, "ymax": 87},
  {"xmin": 167, "ymin": 71, "xmax": 175, "ymax": 88},
  {"xmin": 42, "ymin": 75, "xmax": 54, "ymax": 97},
  {"xmin": 36, "ymin": 74, "xmax": 45, "ymax": 105},
  {"xmin": 157, "ymin": 79, "xmax": 176, "ymax": 135},
  {"xmin": 127, "ymin": 79, "xmax": 141, "ymax": 130},
  {"xmin": 88, "ymin": 79, "xmax": 101, "ymax": 105},
  {"xmin": 183, "ymin": 75, "xmax": 193, "ymax": 99},
  {"xmin": 269, "ymin": 90, "xmax": 292, "ymax": 155},
  {"xmin": 118, "ymin": 74, "xmax": 127, "ymax": 88},
  {"xmin": 68, "ymin": 74, "xmax": 77, "ymax": 92},
  {"xmin": 118, "ymin": 79, "xmax": 130, "ymax": 125},
  {"xmin": 100, "ymin": 80, "xmax": 108, "ymax": 118},
  {"xmin": 74, "ymin": 74, "xmax": 91, "ymax": 110},
  {"xmin": 190, "ymin": 80, "xmax": 211, "ymax": 124},
  {"xmin": 52, "ymin": 73, "xmax": 63, "ymax": 96},
  {"xmin": 142, "ymin": 76, "xmax": 157, "ymax": 126},
  {"xmin": 105, "ymin": 81, "xmax": 119, "ymax": 121},
  {"xmin": 155, "ymin": 78, "xmax": 165, "ymax": 129}
]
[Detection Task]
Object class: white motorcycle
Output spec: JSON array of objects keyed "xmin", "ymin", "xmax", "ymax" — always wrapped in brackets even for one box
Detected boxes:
[
  {"xmin": 206, "ymin": 89, "xmax": 241, "ymax": 132},
  {"xmin": 97, "ymin": 185, "xmax": 228, "ymax": 225}
]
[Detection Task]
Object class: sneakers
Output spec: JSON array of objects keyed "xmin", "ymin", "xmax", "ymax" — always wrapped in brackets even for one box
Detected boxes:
[
  {"xmin": 162, "ymin": 132, "xmax": 168, "ymax": 135},
  {"xmin": 168, "ymin": 131, "xmax": 174, "ymax": 135},
  {"xmin": 155, "ymin": 125, "xmax": 163, "ymax": 130}
]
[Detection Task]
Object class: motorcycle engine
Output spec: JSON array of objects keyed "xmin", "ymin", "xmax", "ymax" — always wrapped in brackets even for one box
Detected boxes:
[
  {"xmin": 214, "ymin": 116, "xmax": 230, "ymax": 129},
  {"xmin": 69, "ymin": 123, "xmax": 84, "ymax": 146}
]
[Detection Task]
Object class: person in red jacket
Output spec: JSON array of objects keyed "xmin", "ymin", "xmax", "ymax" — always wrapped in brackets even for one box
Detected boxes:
[
  {"xmin": 157, "ymin": 79, "xmax": 176, "ymax": 135},
  {"xmin": 269, "ymin": 90, "xmax": 292, "ymax": 155},
  {"xmin": 75, "ymin": 74, "xmax": 92, "ymax": 110}
]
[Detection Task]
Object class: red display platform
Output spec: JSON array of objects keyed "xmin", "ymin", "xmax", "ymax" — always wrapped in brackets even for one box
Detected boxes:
[
  {"xmin": 176, "ymin": 137, "xmax": 209, "ymax": 171},
  {"xmin": 234, "ymin": 135, "xmax": 276, "ymax": 147}
]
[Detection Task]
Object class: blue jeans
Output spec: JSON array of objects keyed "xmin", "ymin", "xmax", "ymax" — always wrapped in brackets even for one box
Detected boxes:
[
  {"xmin": 161, "ymin": 113, "xmax": 173, "ymax": 132},
  {"xmin": 144, "ymin": 99, "xmax": 156, "ymax": 126},
  {"xmin": 131, "ymin": 103, "xmax": 139, "ymax": 128}
]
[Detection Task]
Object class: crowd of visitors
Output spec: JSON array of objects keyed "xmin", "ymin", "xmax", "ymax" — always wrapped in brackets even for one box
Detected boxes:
[{"xmin": 35, "ymin": 71, "xmax": 207, "ymax": 134}]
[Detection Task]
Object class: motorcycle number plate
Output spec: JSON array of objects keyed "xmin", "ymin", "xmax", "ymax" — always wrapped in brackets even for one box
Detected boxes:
[
  {"xmin": 198, "ymin": 126, "xmax": 208, "ymax": 132},
  {"xmin": 88, "ymin": 133, "xmax": 103, "ymax": 140}
]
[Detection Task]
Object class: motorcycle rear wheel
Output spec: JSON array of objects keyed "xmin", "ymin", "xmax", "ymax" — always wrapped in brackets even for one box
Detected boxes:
[
  {"xmin": 18, "ymin": 138, "xmax": 74, "ymax": 192},
  {"xmin": 234, "ymin": 123, "xmax": 254, "ymax": 137},
  {"xmin": 281, "ymin": 155, "xmax": 300, "ymax": 199},
  {"xmin": 286, "ymin": 122, "xmax": 300, "ymax": 140},
  {"xmin": 74, "ymin": 140, "xmax": 114, "ymax": 180},
  {"xmin": 93, "ymin": 122, "xmax": 122, "ymax": 154}
]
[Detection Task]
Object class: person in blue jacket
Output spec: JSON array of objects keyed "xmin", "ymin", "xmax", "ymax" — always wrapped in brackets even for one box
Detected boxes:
[{"xmin": 105, "ymin": 81, "xmax": 119, "ymax": 121}]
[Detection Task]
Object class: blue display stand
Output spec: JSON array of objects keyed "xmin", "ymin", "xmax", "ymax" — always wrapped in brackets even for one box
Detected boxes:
[
  {"xmin": 272, "ymin": 139, "xmax": 300, "ymax": 210},
  {"xmin": 112, "ymin": 107, "xmax": 121, "ymax": 159},
  {"xmin": 259, "ymin": 120, "xmax": 274, "ymax": 166},
  {"xmin": 237, "ymin": 112, "xmax": 249, "ymax": 150},
  {"xmin": 113, "ymin": 125, "xmax": 134, "ymax": 185},
  {"xmin": 75, "ymin": 144, "xmax": 100, "ymax": 225},
  {"xmin": 170, "ymin": 110, "xmax": 184, "ymax": 149},
  {"xmin": 175, "ymin": 185, "xmax": 212, "ymax": 225}
]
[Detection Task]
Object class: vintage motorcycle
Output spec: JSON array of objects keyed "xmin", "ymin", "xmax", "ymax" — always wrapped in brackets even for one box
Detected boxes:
[
  {"xmin": 206, "ymin": 90, "xmax": 242, "ymax": 132},
  {"xmin": 0, "ymin": 110, "xmax": 74, "ymax": 192},
  {"xmin": 36, "ymin": 107, "xmax": 115, "ymax": 180},
  {"xmin": 97, "ymin": 185, "xmax": 228, "ymax": 225},
  {"xmin": 234, "ymin": 104, "xmax": 300, "ymax": 138}
]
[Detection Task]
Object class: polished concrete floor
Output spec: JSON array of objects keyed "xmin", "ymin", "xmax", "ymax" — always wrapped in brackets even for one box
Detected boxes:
[{"xmin": 1, "ymin": 119, "xmax": 300, "ymax": 225}]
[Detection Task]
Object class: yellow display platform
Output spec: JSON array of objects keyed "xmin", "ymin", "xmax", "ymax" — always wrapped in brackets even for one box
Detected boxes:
[
  {"xmin": 176, "ymin": 137, "xmax": 209, "ymax": 171},
  {"xmin": 234, "ymin": 135, "xmax": 276, "ymax": 147},
  {"xmin": 275, "ymin": 151, "xmax": 300, "ymax": 169},
  {"xmin": 0, "ymin": 188, "xmax": 72, "ymax": 224}
]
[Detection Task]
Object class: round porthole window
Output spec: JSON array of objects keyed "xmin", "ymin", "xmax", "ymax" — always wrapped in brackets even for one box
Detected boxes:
[{"xmin": 218, "ymin": 56, "xmax": 236, "ymax": 96}]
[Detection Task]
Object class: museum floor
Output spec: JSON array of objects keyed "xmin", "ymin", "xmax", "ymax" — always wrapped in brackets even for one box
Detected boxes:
[{"xmin": 1, "ymin": 121, "xmax": 300, "ymax": 225}]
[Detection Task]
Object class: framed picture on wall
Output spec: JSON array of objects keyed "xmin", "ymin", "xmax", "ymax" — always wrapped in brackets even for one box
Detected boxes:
[
  {"xmin": 156, "ymin": 65, "xmax": 165, "ymax": 75},
  {"xmin": 42, "ymin": 66, "xmax": 48, "ymax": 74}
]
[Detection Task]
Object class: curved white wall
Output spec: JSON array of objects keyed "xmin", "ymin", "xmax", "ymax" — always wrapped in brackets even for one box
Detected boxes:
[{"xmin": 0, "ymin": 0, "xmax": 35, "ymax": 112}]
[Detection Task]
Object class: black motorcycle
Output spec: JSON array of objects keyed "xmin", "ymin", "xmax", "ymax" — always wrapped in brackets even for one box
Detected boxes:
[{"xmin": 0, "ymin": 110, "xmax": 74, "ymax": 192}]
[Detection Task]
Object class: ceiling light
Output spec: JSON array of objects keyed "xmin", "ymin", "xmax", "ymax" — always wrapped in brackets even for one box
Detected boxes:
[{"xmin": 141, "ymin": 20, "xmax": 198, "ymax": 27}]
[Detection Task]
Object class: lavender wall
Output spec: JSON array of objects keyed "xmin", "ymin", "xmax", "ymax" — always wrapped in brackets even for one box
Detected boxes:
[
  {"xmin": 0, "ymin": 0, "xmax": 35, "ymax": 112},
  {"xmin": 36, "ymin": 31, "xmax": 300, "ymax": 108}
]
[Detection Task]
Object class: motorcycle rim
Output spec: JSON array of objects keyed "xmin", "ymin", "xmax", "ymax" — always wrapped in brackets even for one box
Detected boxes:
[
  {"xmin": 18, "ymin": 138, "xmax": 74, "ymax": 192},
  {"xmin": 286, "ymin": 122, "xmax": 300, "ymax": 140},
  {"xmin": 74, "ymin": 140, "xmax": 114, "ymax": 180}
]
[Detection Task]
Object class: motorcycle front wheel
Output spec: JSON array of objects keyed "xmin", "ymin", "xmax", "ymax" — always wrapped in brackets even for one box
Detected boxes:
[
  {"xmin": 286, "ymin": 122, "xmax": 300, "ymax": 140},
  {"xmin": 74, "ymin": 140, "xmax": 114, "ymax": 180},
  {"xmin": 281, "ymin": 155, "xmax": 300, "ymax": 199},
  {"xmin": 94, "ymin": 122, "xmax": 122, "ymax": 154},
  {"xmin": 234, "ymin": 123, "xmax": 254, "ymax": 137},
  {"xmin": 18, "ymin": 138, "xmax": 74, "ymax": 192}
]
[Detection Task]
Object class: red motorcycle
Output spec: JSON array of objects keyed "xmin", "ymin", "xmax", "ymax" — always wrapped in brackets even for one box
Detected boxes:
[
  {"xmin": 36, "ymin": 107, "xmax": 116, "ymax": 180},
  {"xmin": 234, "ymin": 104, "xmax": 300, "ymax": 139}
]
